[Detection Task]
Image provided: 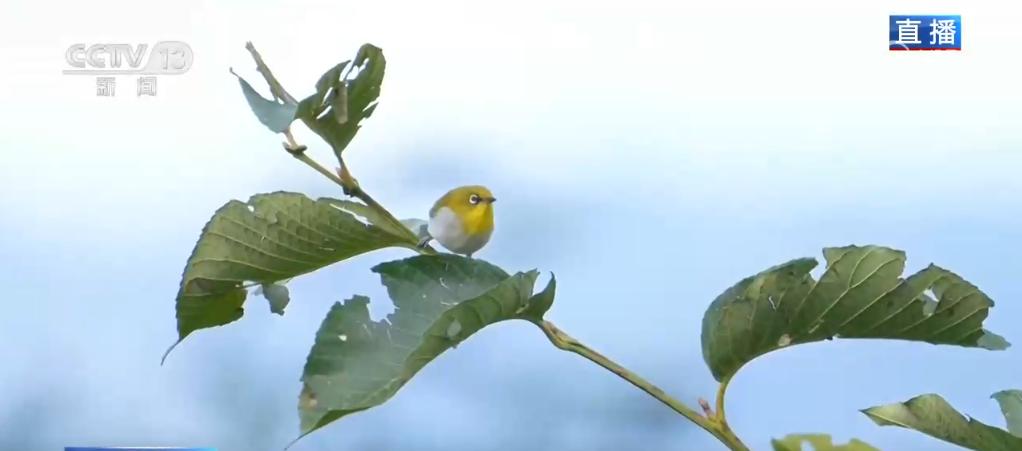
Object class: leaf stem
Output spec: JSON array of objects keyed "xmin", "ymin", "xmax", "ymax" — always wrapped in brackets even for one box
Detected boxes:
[
  {"xmin": 713, "ymin": 376, "xmax": 745, "ymax": 451},
  {"xmin": 244, "ymin": 41, "xmax": 296, "ymax": 104},
  {"xmin": 334, "ymin": 159, "xmax": 430, "ymax": 250},
  {"xmin": 534, "ymin": 320, "xmax": 749, "ymax": 451},
  {"xmin": 716, "ymin": 375, "xmax": 730, "ymax": 422},
  {"xmin": 287, "ymin": 144, "xmax": 431, "ymax": 252}
]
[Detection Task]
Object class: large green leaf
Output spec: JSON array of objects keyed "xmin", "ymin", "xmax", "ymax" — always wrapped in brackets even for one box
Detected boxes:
[
  {"xmin": 702, "ymin": 245, "xmax": 1009, "ymax": 381},
  {"xmin": 772, "ymin": 434, "xmax": 879, "ymax": 451},
  {"xmin": 295, "ymin": 43, "xmax": 385, "ymax": 160},
  {"xmin": 297, "ymin": 254, "xmax": 555, "ymax": 438},
  {"xmin": 863, "ymin": 392, "xmax": 1022, "ymax": 450},
  {"xmin": 167, "ymin": 192, "xmax": 417, "ymax": 358}
]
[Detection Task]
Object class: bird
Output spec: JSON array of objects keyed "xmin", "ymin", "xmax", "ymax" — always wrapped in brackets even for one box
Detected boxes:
[{"xmin": 418, "ymin": 185, "xmax": 496, "ymax": 258}]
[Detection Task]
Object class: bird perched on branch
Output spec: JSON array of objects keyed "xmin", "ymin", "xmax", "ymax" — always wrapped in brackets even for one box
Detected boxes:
[{"xmin": 418, "ymin": 185, "xmax": 496, "ymax": 258}]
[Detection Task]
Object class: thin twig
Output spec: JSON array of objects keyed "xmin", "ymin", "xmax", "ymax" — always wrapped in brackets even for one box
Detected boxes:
[
  {"xmin": 282, "ymin": 141, "xmax": 430, "ymax": 251},
  {"xmin": 283, "ymin": 129, "xmax": 303, "ymax": 151},
  {"xmin": 533, "ymin": 320, "xmax": 750, "ymax": 451},
  {"xmin": 244, "ymin": 41, "xmax": 297, "ymax": 104}
]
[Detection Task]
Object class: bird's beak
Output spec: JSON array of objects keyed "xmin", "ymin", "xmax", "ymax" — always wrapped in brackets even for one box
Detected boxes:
[{"xmin": 487, "ymin": 197, "xmax": 497, "ymax": 203}]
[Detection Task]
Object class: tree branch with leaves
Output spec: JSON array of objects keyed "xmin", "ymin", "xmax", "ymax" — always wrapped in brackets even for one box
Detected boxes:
[{"xmin": 163, "ymin": 42, "xmax": 1021, "ymax": 451}]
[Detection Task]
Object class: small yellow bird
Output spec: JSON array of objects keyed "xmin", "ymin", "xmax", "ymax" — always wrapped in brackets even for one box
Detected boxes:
[{"xmin": 419, "ymin": 185, "xmax": 496, "ymax": 258}]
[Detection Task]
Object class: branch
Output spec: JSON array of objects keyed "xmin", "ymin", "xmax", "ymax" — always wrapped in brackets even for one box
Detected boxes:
[
  {"xmin": 282, "ymin": 140, "xmax": 433, "ymax": 252},
  {"xmin": 242, "ymin": 39, "xmax": 748, "ymax": 451},
  {"xmin": 244, "ymin": 42, "xmax": 435, "ymax": 253},
  {"xmin": 244, "ymin": 41, "xmax": 297, "ymax": 104},
  {"xmin": 534, "ymin": 320, "xmax": 750, "ymax": 451}
]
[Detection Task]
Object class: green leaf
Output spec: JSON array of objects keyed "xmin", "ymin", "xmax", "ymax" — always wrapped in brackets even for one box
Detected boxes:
[
  {"xmin": 701, "ymin": 245, "xmax": 1009, "ymax": 381},
  {"xmin": 232, "ymin": 69, "xmax": 298, "ymax": 133},
  {"xmin": 771, "ymin": 433, "xmax": 879, "ymax": 451},
  {"xmin": 991, "ymin": 390, "xmax": 1022, "ymax": 437},
  {"xmin": 293, "ymin": 60, "xmax": 348, "ymax": 120},
  {"xmin": 322, "ymin": 199, "xmax": 418, "ymax": 243},
  {"xmin": 297, "ymin": 254, "xmax": 555, "ymax": 438},
  {"xmin": 863, "ymin": 393, "xmax": 1022, "ymax": 451},
  {"xmin": 295, "ymin": 44, "xmax": 385, "ymax": 160},
  {"xmin": 519, "ymin": 274, "xmax": 556, "ymax": 321},
  {"xmin": 167, "ymin": 192, "xmax": 417, "ymax": 358}
]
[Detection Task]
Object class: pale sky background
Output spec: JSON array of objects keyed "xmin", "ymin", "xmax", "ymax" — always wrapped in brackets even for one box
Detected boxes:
[{"xmin": 1, "ymin": 1, "xmax": 1020, "ymax": 450}]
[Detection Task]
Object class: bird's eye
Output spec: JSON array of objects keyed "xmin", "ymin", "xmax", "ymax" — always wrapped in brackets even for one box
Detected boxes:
[{"xmin": 469, "ymin": 194, "xmax": 481, "ymax": 205}]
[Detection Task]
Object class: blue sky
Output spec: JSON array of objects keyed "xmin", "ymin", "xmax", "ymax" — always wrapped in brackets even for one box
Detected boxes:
[{"xmin": 1, "ymin": 1, "xmax": 1020, "ymax": 450}]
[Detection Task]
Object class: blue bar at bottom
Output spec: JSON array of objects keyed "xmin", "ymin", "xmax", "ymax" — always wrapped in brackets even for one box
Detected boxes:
[{"xmin": 66, "ymin": 448, "xmax": 216, "ymax": 451}]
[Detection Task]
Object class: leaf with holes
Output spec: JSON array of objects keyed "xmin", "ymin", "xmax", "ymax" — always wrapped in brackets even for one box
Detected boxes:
[
  {"xmin": 701, "ymin": 245, "xmax": 1009, "ymax": 381},
  {"xmin": 165, "ymin": 192, "xmax": 418, "ymax": 360},
  {"xmin": 771, "ymin": 434, "xmax": 879, "ymax": 451},
  {"xmin": 863, "ymin": 392, "xmax": 1022, "ymax": 450},
  {"xmin": 297, "ymin": 254, "xmax": 555, "ymax": 439},
  {"xmin": 295, "ymin": 43, "xmax": 385, "ymax": 159}
]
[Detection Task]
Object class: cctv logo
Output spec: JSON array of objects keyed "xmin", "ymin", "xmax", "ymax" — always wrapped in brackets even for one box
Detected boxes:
[{"xmin": 64, "ymin": 41, "xmax": 194, "ymax": 75}]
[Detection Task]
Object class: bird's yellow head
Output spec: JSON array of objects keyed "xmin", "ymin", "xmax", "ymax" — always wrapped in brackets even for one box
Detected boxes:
[{"xmin": 430, "ymin": 185, "xmax": 496, "ymax": 236}]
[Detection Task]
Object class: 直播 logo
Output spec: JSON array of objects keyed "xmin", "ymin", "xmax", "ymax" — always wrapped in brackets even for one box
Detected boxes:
[{"xmin": 889, "ymin": 15, "xmax": 962, "ymax": 51}]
